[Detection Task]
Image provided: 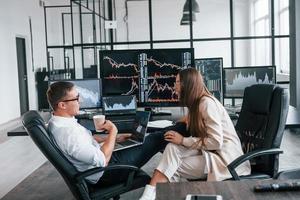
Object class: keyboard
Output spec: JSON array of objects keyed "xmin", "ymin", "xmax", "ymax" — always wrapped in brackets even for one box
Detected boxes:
[
  {"xmin": 75, "ymin": 113, "xmax": 94, "ymax": 119},
  {"xmin": 114, "ymin": 140, "xmax": 139, "ymax": 150},
  {"xmin": 105, "ymin": 112, "xmax": 136, "ymax": 116},
  {"xmin": 114, "ymin": 143, "xmax": 125, "ymax": 149},
  {"xmin": 118, "ymin": 139, "xmax": 137, "ymax": 146},
  {"xmin": 106, "ymin": 114, "xmax": 135, "ymax": 121},
  {"xmin": 76, "ymin": 113, "xmax": 136, "ymax": 121}
]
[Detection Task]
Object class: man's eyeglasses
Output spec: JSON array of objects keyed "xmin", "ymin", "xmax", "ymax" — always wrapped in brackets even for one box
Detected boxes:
[{"xmin": 61, "ymin": 94, "xmax": 80, "ymax": 103}]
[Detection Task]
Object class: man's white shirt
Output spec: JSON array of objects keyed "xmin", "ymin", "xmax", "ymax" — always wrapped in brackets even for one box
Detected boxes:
[{"xmin": 48, "ymin": 115, "xmax": 106, "ymax": 184}]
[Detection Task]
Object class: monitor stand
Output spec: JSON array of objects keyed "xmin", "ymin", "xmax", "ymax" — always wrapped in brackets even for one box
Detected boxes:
[{"xmin": 145, "ymin": 107, "xmax": 172, "ymax": 116}]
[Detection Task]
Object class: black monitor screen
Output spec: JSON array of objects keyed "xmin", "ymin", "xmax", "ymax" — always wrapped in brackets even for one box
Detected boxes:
[
  {"xmin": 49, "ymin": 79, "xmax": 101, "ymax": 109},
  {"xmin": 100, "ymin": 48, "xmax": 194, "ymax": 107},
  {"xmin": 223, "ymin": 66, "xmax": 276, "ymax": 98},
  {"xmin": 195, "ymin": 58, "xmax": 223, "ymax": 102}
]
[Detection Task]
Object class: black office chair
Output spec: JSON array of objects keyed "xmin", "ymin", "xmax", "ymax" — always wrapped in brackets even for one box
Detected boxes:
[
  {"xmin": 22, "ymin": 110, "xmax": 150, "ymax": 200},
  {"xmin": 227, "ymin": 84, "xmax": 289, "ymax": 180},
  {"xmin": 275, "ymin": 168, "xmax": 300, "ymax": 180}
]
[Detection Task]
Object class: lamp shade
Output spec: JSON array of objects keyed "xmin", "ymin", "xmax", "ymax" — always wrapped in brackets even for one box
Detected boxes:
[
  {"xmin": 180, "ymin": 13, "xmax": 196, "ymax": 25},
  {"xmin": 183, "ymin": 0, "xmax": 200, "ymax": 13}
]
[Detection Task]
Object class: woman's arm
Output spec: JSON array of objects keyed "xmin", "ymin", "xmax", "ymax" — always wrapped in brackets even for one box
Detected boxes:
[{"xmin": 182, "ymin": 98, "xmax": 223, "ymax": 150}]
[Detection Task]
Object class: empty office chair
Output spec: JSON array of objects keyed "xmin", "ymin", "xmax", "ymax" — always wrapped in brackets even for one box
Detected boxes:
[
  {"xmin": 22, "ymin": 110, "xmax": 150, "ymax": 200},
  {"xmin": 227, "ymin": 84, "xmax": 289, "ymax": 180},
  {"xmin": 275, "ymin": 168, "xmax": 300, "ymax": 180}
]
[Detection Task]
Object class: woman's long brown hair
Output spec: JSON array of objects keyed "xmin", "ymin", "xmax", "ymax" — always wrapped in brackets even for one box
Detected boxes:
[{"xmin": 179, "ymin": 68, "xmax": 212, "ymax": 145}]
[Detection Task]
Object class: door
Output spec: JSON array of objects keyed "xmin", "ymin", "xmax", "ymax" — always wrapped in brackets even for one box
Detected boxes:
[{"xmin": 16, "ymin": 37, "xmax": 29, "ymax": 115}]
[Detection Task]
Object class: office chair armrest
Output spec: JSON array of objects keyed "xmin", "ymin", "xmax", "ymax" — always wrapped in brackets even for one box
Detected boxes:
[
  {"xmin": 227, "ymin": 148, "xmax": 283, "ymax": 180},
  {"xmin": 76, "ymin": 164, "xmax": 140, "ymax": 181}
]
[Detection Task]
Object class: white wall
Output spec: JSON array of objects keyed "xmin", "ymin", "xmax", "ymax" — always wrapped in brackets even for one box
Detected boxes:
[
  {"xmin": 0, "ymin": 0, "xmax": 46, "ymax": 124},
  {"xmin": 0, "ymin": 0, "xmax": 72, "ymax": 125}
]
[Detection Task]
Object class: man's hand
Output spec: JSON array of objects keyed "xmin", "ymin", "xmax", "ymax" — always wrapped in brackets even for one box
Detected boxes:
[
  {"xmin": 101, "ymin": 120, "xmax": 118, "ymax": 135},
  {"xmin": 164, "ymin": 130, "xmax": 183, "ymax": 145},
  {"xmin": 116, "ymin": 133, "xmax": 132, "ymax": 143}
]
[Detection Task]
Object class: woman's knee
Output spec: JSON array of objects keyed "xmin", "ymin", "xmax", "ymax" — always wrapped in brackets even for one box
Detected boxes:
[{"xmin": 165, "ymin": 143, "xmax": 180, "ymax": 153}]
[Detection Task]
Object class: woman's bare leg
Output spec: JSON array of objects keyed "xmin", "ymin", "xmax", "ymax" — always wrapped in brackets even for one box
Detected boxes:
[{"xmin": 149, "ymin": 169, "xmax": 169, "ymax": 186}]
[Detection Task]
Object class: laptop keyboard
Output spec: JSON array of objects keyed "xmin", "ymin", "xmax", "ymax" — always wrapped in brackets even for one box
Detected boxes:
[
  {"xmin": 114, "ymin": 140, "xmax": 137, "ymax": 150},
  {"xmin": 78, "ymin": 118, "xmax": 134, "ymax": 132},
  {"xmin": 118, "ymin": 140, "xmax": 137, "ymax": 146},
  {"xmin": 114, "ymin": 143, "xmax": 124, "ymax": 149}
]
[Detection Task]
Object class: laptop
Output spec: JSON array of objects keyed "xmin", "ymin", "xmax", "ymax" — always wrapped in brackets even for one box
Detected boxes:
[
  {"xmin": 102, "ymin": 95, "xmax": 137, "ymax": 116},
  {"xmin": 114, "ymin": 111, "xmax": 150, "ymax": 151}
]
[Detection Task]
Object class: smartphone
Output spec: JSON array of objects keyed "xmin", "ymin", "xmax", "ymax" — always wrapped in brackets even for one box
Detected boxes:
[{"xmin": 185, "ymin": 194, "xmax": 223, "ymax": 200}]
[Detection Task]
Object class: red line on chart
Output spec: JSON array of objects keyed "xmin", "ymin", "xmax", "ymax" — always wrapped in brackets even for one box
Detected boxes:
[
  {"xmin": 148, "ymin": 79, "xmax": 177, "ymax": 99},
  {"xmin": 147, "ymin": 57, "xmax": 181, "ymax": 70},
  {"xmin": 122, "ymin": 78, "xmax": 138, "ymax": 95},
  {"xmin": 105, "ymin": 75, "xmax": 139, "ymax": 79},
  {"xmin": 148, "ymin": 74, "xmax": 177, "ymax": 79},
  {"xmin": 104, "ymin": 56, "xmax": 139, "ymax": 73}
]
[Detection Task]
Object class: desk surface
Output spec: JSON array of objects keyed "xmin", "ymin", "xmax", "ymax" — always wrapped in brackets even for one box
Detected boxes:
[
  {"xmin": 7, "ymin": 106, "xmax": 300, "ymax": 137},
  {"xmin": 7, "ymin": 126, "xmax": 27, "ymax": 136},
  {"xmin": 156, "ymin": 179, "xmax": 300, "ymax": 200}
]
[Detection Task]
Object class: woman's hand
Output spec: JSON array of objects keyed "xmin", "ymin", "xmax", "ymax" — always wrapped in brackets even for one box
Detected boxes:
[
  {"xmin": 164, "ymin": 130, "xmax": 183, "ymax": 145},
  {"xmin": 116, "ymin": 133, "xmax": 132, "ymax": 142}
]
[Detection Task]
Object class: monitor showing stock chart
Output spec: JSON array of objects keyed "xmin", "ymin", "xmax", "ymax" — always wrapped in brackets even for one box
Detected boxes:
[
  {"xmin": 223, "ymin": 66, "xmax": 276, "ymax": 98},
  {"xmin": 195, "ymin": 57, "xmax": 223, "ymax": 103},
  {"xmin": 100, "ymin": 48, "xmax": 194, "ymax": 107}
]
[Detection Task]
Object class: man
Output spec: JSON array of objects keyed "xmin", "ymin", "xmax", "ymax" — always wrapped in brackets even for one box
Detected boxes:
[{"xmin": 46, "ymin": 81, "xmax": 167, "ymax": 185}]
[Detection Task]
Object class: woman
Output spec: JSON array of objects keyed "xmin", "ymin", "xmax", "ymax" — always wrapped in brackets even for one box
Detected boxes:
[{"xmin": 140, "ymin": 68, "xmax": 251, "ymax": 200}]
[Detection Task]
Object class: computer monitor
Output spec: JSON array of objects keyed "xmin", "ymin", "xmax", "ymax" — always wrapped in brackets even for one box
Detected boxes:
[
  {"xmin": 195, "ymin": 57, "xmax": 223, "ymax": 102},
  {"xmin": 102, "ymin": 95, "xmax": 137, "ymax": 115},
  {"xmin": 100, "ymin": 48, "xmax": 194, "ymax": 107},
  {"xmin": 49, "ymin": 79, "xmax": 102, "ymax": 109},
  {"xmin": 223, "ymin": 66, "xmax": 276, "ymax": 98}
]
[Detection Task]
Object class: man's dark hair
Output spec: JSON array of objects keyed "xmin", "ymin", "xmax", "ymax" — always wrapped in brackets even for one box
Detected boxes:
[{"xmin": 46, "ymin": 81, "xmax": 74, "ymax": 111}]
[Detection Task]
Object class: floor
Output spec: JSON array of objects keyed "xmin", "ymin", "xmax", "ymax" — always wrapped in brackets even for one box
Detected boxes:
[{"xmin": 1, "ymin": 117, "xmax": 300, "ymax": 199}]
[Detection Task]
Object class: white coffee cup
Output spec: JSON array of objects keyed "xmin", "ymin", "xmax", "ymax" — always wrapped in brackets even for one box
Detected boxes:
[{"xmin": 93, "ymin": 115, "xmax": 105, "ymax": 132}]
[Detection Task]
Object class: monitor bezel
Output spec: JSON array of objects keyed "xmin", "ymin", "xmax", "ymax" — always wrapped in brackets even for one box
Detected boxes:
[
  {"xmin": 48, "ymin": 78, "xmax": 102, "ymax": 109},
  {"xmin": 223, "ymin": 65, "xmax": 277, "ymax": 99}
]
